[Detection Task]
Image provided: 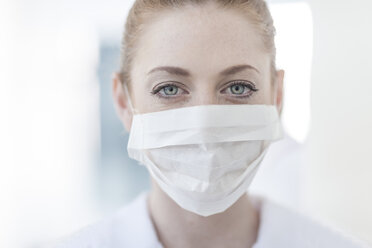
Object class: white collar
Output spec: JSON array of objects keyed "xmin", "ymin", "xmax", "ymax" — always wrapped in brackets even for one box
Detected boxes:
[{"xmin": 64, "ymin": 191, "xmax": 368, "ymax": 248}]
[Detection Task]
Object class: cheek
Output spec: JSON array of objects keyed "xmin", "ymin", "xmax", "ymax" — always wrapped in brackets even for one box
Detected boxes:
[
  {"xmin": 131, "ymin": 88, "xmax": 151, "ymax": 113},
  {"xmin": 259, "ymin": 71, "xmax": 275, "ymax": 104},
  {"xmin": 247, "ymin": 78, "xmax": 272, "ymax": 104},
  {"xmin": 124, "ymin": 112, "xmax": 133, "ymax": 132},
  {"xmin": 255, "ymin": 87, "xmax": 273, "ymax": 104}
]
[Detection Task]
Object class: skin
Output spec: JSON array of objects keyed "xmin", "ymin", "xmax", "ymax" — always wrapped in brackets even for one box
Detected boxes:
[{"xmin": 113, "ymin": 2, "xmax": 284, "ymax": 247}]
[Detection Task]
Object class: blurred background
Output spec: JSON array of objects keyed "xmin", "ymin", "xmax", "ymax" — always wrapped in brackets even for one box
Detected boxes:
[{"xmin": 1, "ymin": 0, "xmax": 371, "ymax": 247}]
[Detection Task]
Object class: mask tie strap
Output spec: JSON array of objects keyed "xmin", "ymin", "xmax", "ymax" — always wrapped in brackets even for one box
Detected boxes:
[{"xmin": 122, "ymin": 82, "xmax": 138, "ymax": 115}]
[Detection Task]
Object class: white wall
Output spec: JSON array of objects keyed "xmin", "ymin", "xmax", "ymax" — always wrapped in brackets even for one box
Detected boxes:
[
  {"xmin": 0, "ymin": 1, "xmax": 103, "ymax": 247},
  {"xmin": 305, "ymin": 0, "xmax": 372, "ymax": 244}
]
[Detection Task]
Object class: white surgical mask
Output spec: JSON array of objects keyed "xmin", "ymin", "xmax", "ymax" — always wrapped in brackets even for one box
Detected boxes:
[{"xmin": 123, "ymin": 84, "xmax": 283, "ymax": 216}]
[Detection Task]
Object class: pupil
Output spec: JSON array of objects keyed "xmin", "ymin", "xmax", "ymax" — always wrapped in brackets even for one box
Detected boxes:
[
  {"xmin": 232, "ymin": 85, "xmax": 244, "ymax": 94},
  {"xmin": 165, "ymin": 86, "xmax": 177, "ymax": 95}
]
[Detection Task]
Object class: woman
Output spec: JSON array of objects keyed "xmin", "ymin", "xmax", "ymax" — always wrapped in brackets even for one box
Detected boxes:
[{"xmin": 54, "ymin": 0, "xmax": 369, "ymax": 247}]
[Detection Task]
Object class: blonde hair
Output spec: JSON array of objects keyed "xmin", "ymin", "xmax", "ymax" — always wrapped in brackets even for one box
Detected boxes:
[{"xmin": 119, "ymin": 0, "xmax": 276, "ymax": 90}]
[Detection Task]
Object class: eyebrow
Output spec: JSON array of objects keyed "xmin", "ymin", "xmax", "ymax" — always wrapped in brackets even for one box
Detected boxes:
[
  {"xmin": 147, "ymin": 64, "xmax": 260, "ymax": 77},
  {"xmin": 220, "ymin": 64, "xmax": 260, "ymax": 76}
]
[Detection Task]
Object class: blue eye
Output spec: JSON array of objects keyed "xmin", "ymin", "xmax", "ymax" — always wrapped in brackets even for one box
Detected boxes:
[
  {"xmin": 151, "ymin": 83, "xmax": 188, "ymax": 99},
  {"xmin": 230, "ymin": 84, "xmax": 245, "ymax": 94},
  {"xmin": 163, "ymin": 85, "xmax": 178, "ymax": 95},
  {"xmin": 222, "ymin": 81, "xmax": 258, "ymax": 98}
]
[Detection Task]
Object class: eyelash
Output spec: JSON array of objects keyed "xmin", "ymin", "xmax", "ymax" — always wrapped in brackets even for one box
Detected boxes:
[
  {"xmin": 150, "ymin": 82, "xmax": 186, "ymax": 98},
  {"xmin": 150, "ymin": 80, "xmax": 258, "ymax": 99},
  {"xmin": 223, "ymin": 81, "xmax": 258, "ymax": 96}
]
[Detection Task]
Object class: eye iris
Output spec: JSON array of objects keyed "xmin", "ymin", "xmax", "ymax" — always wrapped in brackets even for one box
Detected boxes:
[
  {"xmin": 164, "ymin": 85, "xmax": 178, "ymax": 95},
  {"xmin": 231, "ymin": 84, "xmax": 245, "ymax": 94}
]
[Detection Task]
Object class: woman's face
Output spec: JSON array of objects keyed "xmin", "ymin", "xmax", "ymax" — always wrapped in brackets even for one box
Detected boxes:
[{"xmin": 113, "ymin": 2, "xmax": 283, "ymax": 131}]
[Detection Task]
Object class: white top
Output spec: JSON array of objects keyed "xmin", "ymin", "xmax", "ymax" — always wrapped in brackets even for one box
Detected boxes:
[{"xmin": 51, "ymin": 191, "xmax": 370, "ymax": 248}]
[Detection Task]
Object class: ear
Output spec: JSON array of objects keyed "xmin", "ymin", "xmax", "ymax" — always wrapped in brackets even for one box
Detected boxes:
[
  {"xmin": 112, "ymin": 72, "xmax": 133, "ymax": 132},
  {"xmin": 274, "ymin": 69, "xmax": 285, "ymax": 115}
]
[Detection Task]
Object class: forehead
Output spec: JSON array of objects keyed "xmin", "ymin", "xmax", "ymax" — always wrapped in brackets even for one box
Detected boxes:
[{"xmin": 132, "ymin": 3, "xmax": 270, "ymax": 78}]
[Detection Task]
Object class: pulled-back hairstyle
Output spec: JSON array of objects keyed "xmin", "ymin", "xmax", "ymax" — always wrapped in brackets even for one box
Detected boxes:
[{"xmin": 119, "ymin": 0, "xmax": 276, "ymax": 90}]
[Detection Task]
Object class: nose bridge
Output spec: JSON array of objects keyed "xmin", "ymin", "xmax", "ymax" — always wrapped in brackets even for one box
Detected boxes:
[{"xmin": 192, "ymin": 82, "xmax": 218, "ymax": 106}]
